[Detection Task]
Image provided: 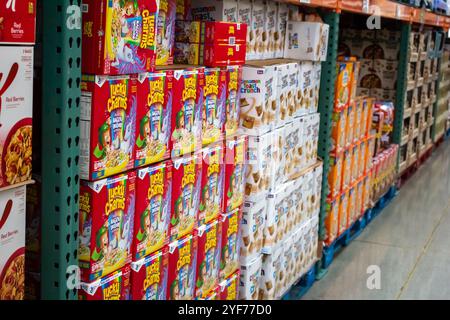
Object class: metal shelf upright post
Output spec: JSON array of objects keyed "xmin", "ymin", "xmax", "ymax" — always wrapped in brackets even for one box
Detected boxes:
[{"xmin": 41, "ymin": 0, "xmax": 82, "ymax": 300}]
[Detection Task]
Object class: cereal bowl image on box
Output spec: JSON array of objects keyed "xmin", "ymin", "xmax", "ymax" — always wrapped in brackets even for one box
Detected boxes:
[
  {"xmin": 82, "ymin": 0, "xmax": 158, "ymax": 75},
  {"xmin": 80, "ymin": 75, "xmax": 137, "ymax": 180},
  {"xmin": 134, "ymin": 161, "xmax": 172, "ymax": 261},
  {"xmin": 130, "ymin": 246, "xmax": 169, "ymax": 300},
  {"xmin": 135, "ymin": 72, "xmax": 172, "ymax": 167},
  {"xmin": 225, "ymin": 66, "xmax": 242, "ymax": 137},
  {"xmin": 219, "ymin": 270, "xmax": 240, "ymax": 300},
  {"xmin": 219, "ymin": 207, "xmax": 242, "ymax": 281},
  {"xmin": 167, "ymin": 233, "xmax": 198, "ymax": 300},
  {"xmin": 79, "ymin": 172, "xmax": 135, "ymax": 282},
  {"xmin": 171, "ymin": 153, "xmax": 202, "ymax": 241},
  {"xmin": 79, "ymin": 265, "xmax": 131, "ymax": 300}
]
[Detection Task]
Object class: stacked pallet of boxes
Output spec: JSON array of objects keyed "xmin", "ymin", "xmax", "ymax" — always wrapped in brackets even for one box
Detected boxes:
[
  {"xmin": 435, "ymin": 47, "xmax": 450, "ymax": 141},
  {"xmin": 0, "ymin": 1, "xmax": 37, "ymax": 300}
]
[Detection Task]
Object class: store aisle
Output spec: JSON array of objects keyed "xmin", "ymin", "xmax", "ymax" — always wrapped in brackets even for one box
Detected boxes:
[{"xmin": 303, "ymin": 141, "xmax": 450, "ymax": 300}]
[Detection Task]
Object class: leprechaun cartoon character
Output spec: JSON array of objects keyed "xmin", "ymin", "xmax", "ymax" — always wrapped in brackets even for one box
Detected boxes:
[
  {"xmin": 91, "ymin": 224, "xmax": 110, "ymax": 266},
  {"xmin": 136, "ymin": 115, "xmax": 151, "ymax": 149},
  {"xmin": 171, "ymin": 197, "xmax": 183, "ymax": 228},
  {"xmin": 94, "ymin": 121, "xmax": 113, "ymax": 160},
  {"xmin": 170, "ymin": 279, "xmax": 180, "ymax": 300},
  {"xmin": 199, "ymin": 185, "xmax": 211, "ymax": 214},
  {"xmin": 196, "ymin": 260, "xmax": 207, "ymax": 291},
  {"xmin": 172, "ymin": 110, "xmax": 186, "ymax": 143},
  {"xmin": 220, "ymin": 244, "xmax": 230, "ymax": 271},
  {"xmin": 136, "ymin": 209, "xmax": 153, "ymax": 246}
]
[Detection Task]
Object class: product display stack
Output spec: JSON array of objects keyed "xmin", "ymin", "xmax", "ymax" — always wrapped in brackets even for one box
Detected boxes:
[
  {"xmin": 0, "ymin": 0, "xmax": 37, "ymax": 301},
  {"xmin": 237, "ymin": 8, "xmax": 328, "ymax": 300},
  {"xmin": 436, "ymin": 45, "xmax": 450, "ymax": 141}
]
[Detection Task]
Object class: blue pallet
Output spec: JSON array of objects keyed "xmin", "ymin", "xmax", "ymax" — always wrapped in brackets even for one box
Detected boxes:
[
  {"xmin": 446, "ymin": 129, "xmax": 450, "ymax": 140},
  {"xmin": 282, "ymin": 264, "xmax": 317, "ymax": 300}
]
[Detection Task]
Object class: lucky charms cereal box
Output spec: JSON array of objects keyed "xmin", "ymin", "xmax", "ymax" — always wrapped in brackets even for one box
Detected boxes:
[
  {"xmin": 156, "ymin": 0, "xmax": 176, "ymax": 65},
  {"xmin": 219, "ymin": 270, "xmax": 240, "ymax": 300},
  {"xmin": 130, "ymin": 246, "xmax": 169, "ymax": 300},
  {"xmin": 133, "ymin": 161, "xmax": 172, "ymax": 261},
  {"xmin": 135, "ymin": 72, "xmax": 172, "ymax": 168},
  {"xmin": 195, "ymin": 219, "xmax": 222, "ymax": 298},
  {"xmin": 82, "ymin": 0, "xmax": 158, "ymax": 75},
  {"xmin": 80, "ymin": 75, "xmax": 137, "ymax": 180},
  {"xmin": 225, "ymin": 66, "xmax": 242, "ymax": 137},
  {"xmin": 219, "ymin": 207, "xmax": 242, "ymax": 281},
  {"xmin": 79, "ymin": 172, "xmax": 136, "ymax": 282},
  {"xmin": 79, "ymin": 265, "xmax": 131, "ymax": 300},
  {"xmin": 167, "ymin": 233, "xmax": 198, "ymax": 300},
  {"xmin": 171, "ymin": 153, "xmax": 202, "ymax": 241}
]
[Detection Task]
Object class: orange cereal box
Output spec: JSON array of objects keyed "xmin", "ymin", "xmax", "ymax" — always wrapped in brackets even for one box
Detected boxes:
[
  {"xmin": 331, "ymin": 107, "xmax": 348, "ymax": 153},
  {"xmin": 325, "ymin": 197, "xmax": 339, "ymax": 246},
  {"xmin": 328, "ymin": 152, "xmax": 344, "ymax": 199},
  {"xmin": 338, "ymin": 190, "xmax": 349, "ymax": 235},
  {"xmin": 335, "ymin": 59, "xmax": 355, "ymax": 111},
  {"xmin": 345, "ymin": 101, "xmax": 355, "ymax": 147}
]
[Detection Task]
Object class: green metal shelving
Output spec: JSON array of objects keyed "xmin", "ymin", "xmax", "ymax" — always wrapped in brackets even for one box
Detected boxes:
[{"xmin": 41, "ymin": 0, "xmax": 81, "ymax": 300}]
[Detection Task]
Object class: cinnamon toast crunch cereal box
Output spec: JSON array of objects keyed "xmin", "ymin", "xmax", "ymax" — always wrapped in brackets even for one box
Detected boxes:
[
  {"xmin": 133, "ymin": 161, "xmax": 172, "ymax": 261},
  {"xmin": 171, "ymin": 153, "xmax": 202, "ymax": 241},
  {"xmin": 79, "ymin": 265, "xmax": 131, "ymax": 300},
  {"xmin": 79, "ymin": 172, "xmax": 136, "ymax": 282},
  {"xmin": 130, "ymin": 247, "xmax": 169, "ymax": 300},
  {"xmin": 135, "ymin": 72, "xmax": 172, "ymax": 167},
  {"xmin": 219, "ymin": 207, "xmax": 242, "ymax": 281},
  {"xmin": 190, "ymin": 0, "xmax": 238, "ymax": 22},
  {"xmin": 241, "ymin": 197, "xmax": 266, "ymax": 263},
  {"xmin": 219, "ymin": 271, "xmax": 240, "ymax": 300},
  {"xmin": 275, "ymin": 3, "xmax": 288, "ymax": 58},
  {"xmin": 259, "ymin": 244, "xmax": 282, "ymax": 300},
  {"xmin": 82, "ymin": 0, "xmax": 158, "ymax": 75},
  {"xmin": 80, "ymin": 75, "xmax": 137, "ymax": 180},
  {"xmin": 195, "ymin": 219, "xmax": 222, "ymax": 298},
  {"xmin": 156, "ymin": 0, "xmax": 176, "ymax": 65},
  {"xmin": 225, "ymin": 66, "xmax": 242, "ymax": 137},
  {"xmin": 239, "ymin": 254, "xmax": 262, "ymax": 300},
  {"xmin": 167, "ymin": 233, "xmax": 198, "ymax": 300}
]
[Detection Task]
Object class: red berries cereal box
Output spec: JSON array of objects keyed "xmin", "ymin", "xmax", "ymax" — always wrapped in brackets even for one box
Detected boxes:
[
  {"xmin": 80, "ymin": 75, "xmax": 137, "ymax": 181},
  {"xmin": 79, "ymin": 172, "xmax": 136, "ymax": 282},
  {"xmin": 167, "ymin": 68, "xmax": 202, "ymax": 158},
  {"xmin": 0, "ymin": 47, "xmax": 33, "ymax": 188},
  {"xmin": 156, "ymin": 0, "xmax": 176, "ymax": 65},
  {"xmin": 195, "ymin": 219, "xmax": 222, "ymax": 299},
  {"xmin": 0, "ymin": 0, "xmax": 36, "ymax": 44},
  {"xmin": 219, "ymin": 270, "xmax": 239, "ymax": 300},
  {"xmin": 79, "ymin": 265, "xmax": 131, "ymax": 300},
  {"xmin": 202, "ymin": 68, "xmax": 226, "ymax": 146},
  {"xmin": 171, "ymin": 153, "xmax": 202, "ymax": 241},
  {"xmin": 133, "ymin": 161, "xmax": 172, "ymax": 261},
  {"xmin": 219, "ymin": 207, "xmax": 242, "ymax": 281},
  {"xmin": 199, "ymin": 143, "xmax": 225, "ymax": 226},
  {"xmin": 135, "ymin": 72, "xmax": 172, "ymax": 168},
  {"xmin": 130, "ymin": 246, "xmax": 169, "ymax": 300},
  {"xmin": 225, "ymin": 66, "xmax": 242, "ymax": 138},
  {"xmin": 167, "ymin": 233, "xmax": 198, "ymax": 300},
  {"xmin": 82, "ymin": 0, "xmax": 158, "ymax": 75},
  {"xmin": 223, "ymin": 135, "xmax": 247, "ymax": 213}
]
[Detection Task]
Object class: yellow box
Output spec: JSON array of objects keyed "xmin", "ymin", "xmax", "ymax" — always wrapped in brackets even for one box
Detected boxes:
[
  {"xmin": 338, "ymin": 190, "xmax": 349, "ymax": 235},
  {"xmin": 342, "ymin": 148, "xmax": 352, "ymax": 190},
  {"xmin": 346, "ymin": 102, "xmax": 355, "ymax": 147},
  {"xmin": 331, "ymin": 107, "xmax": 348, "ymax": 153},
  {"xmin": 347, "ymin": 186, "xmax": 357, "ymax": 226},
  {"xmin": 325, "ymin": 198, "xmax": 339, "ymax": 246},
  {"xmin": 328, "ymin": 152, "xmax": 344, "ymax": 199},
  {"xmin": 335, "ymin": 60, "xmax": 356, "ymax": 111}
]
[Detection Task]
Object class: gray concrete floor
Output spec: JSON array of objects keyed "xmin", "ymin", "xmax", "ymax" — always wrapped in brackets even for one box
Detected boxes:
[{"xmin": 303, "ymin": 141, "xmax": 450, "ymax": 300}]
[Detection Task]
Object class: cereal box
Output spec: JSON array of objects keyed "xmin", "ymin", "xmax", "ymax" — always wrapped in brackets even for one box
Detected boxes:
[
  {"xmin": 338, "ymin": 190, "xmax": 348, "ymax": 235},
  {"xmin": 263, "ymin": 185, "xmax": 286, "ymax": 252},
  {"xmin": 135, "ymin": 72, "xmax": 171, "ymax": 168},
  {"xmin": 196, "ymin": 287, "xmax": 219, "ymax": 300},
  {"xmin": 249, "ymin": 0, "xmax": 265, "ymax": 60},
  {"xmin": 272, "ymin": 126, "xmax": 286, "ymax": 187},
  {"xmin": 304, "ymin": 113, "xmax": 320, "ymax": 168},
  {"xmin": 331, "ymin": 107, "xmax": 348, "ymax": 153},
  {"xmin": 350, "ymin": 144, "xmax": 359, "ymax": 185},
  {"xmin": 263, "ymin": 0, "xmax": 277, "ymax": 59},
  {"xmin": 202, "ymin": 42, "xmax": 246, "ymax": 67},
  {"xmin": 353, "ymin": 98, "xmax": 362, "ymax": 142},
  {"xmin": 241, "ymin": 197, "xmax": 266, "ymax": 263},
  {"xmin": 167, "ymin": 233, "xmax": 198, "ymax": 300},
  {"xmin": 130, "ymin": 247, "xmax": 169, "ymax": 300},
  {"xmin": 284, "ymin": 21, "xmax": 329, "ymax": 61},
  {"xmin": 79, "ymin": 265, "xmax": 131, "ymax": 300},
  {"xmin": 190, "ymin": 0, "xmax": 238, "ymax": 22},
  {"xmin": 341, "ymin": 148, "xmax": 352, "ymax": 191},
  {"xmin": 219, "ymin": 207, "xmax": 241, "ymax": 281},
  {"xmin": 305, "ymin": 216, "xmax": 319, "ymax": 269},
  {"xmin": 199, "ymin": 144, "xmax": 225, "ymax": 225},
  {"xmin": 347, "ymin": 186, "xmax": 356, "ymax": 226},
  {"xmin": 259, "ymin": 244, "xmax": 282, "ymax": 300},
  {"xmin": 80, "ymin": 75, "xmax": 137, "ymax": 180},
  {"xmin": 280, "ymin": 233, "xmax": 294, "ymax": 293},
  {"xmin": 313, "ymin": 163, "xmax": 323, "ymax": 214},
  {"xmin": 0, "ymin": 0, "xmax": 36, "ymax": 44},
  {"xmin": 239, "ymin": 254, "xmax": 262, "ymax": 300},
  {"xmin": 312, "ymin": 62, "xmax": 322, "ymax": 114},
  {"xmin": 219, "ymin": 270, "xmax": 239, "ymax": 300},
  {"xmin": 173, "ymin": 42, "xmax": 201, "ymax": 65},
  {"xmin": 202, "ymin": 68, "xmax": 226, "ymax": 146},
  {"xmin": 223, "ymin": 135, "xmax": 247, "ymax": 213},
  {"xmin": 284, "ymin": 120, "xmax": 305, "ymax": 180},
  {"xmin": 156, "ymin": 0, "xmax": 176, "ymax": 65},
  {"xmin": 195, "ymin": 219, "xmax": 222, "ymax": 298},
  {"xmin": 0, "ymin": 47, "xmax": 33, "ymax": 188},
  {"xmin": 246, "ymin": 132, "xmax": 274, "ymax": 199},
  {"xmin": 276, "ymin": 63, "xmax": 290, "ymax": 128},
  {"xmin": 335, "ymin": 60, "xmax": 355, "ymax": 111},
  {"xmin": 274, "ymin": 2, "xmax": 288, "ymax": 58},
  {"xmin": 167, "ymin": 68, "xmax": 202, "ymax": 158},
  {"xmin": 237, "ymin": 0, "xmax": 252, "ymax": 61},
  {"xmin": 133, "ymin": 161, "xmax": 172, "ymax": 261},
  {"xmin": 291, "ymin": 175, "xmax": 306, "ymax": 227},
  {"xmin": 225, "ymin": 65, "xmax": 242, "ymax": 137},
  {"xmin": 82, "ymin": 0, "xmax": 158, "ymax": 75},
  {"xmin": 355, "ymin": 178, "xmax": 364, "ymax": 219},
  {"xmin": 372, "ymin": 59, "xmax": 397, "ymax": 90},
  {"xmin": 296, "ymin": 61, "xmax": 314, "ymax": 117},
  {"xmin": 239, "ymin": 64, "xmax": 277, "ymax": 135},
  {"xmin": 171, "ymin": 153, "xmax": 202, "ymax": 241},
  {"xmin": 324, "ymin": 197, "xmax": 339, "ymax": 246},
  {"xmin": 0, "ymin": 186, "xmax": 26, "ymax": 300},
  {"xmin": 175, "ymin": 0, "xmax": 190, "ymax": 19},
  {"xmin": 346, "ymin": 102, "xmax": 355, "ymax": 147},
  {"xmin": 287, "ymin": 62, "xmax": 298, "ymax": 121},
  {"xmin": 79, "ymin": 172, "xmax": 136, "ymax": 282}
]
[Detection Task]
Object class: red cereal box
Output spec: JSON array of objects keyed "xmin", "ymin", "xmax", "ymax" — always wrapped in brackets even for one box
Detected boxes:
[
  {"xmin": 167, "ymin": 233, "xmax": 198, "ymax": 300},
  {"xmin": 202, "ymin": 43, "xmax": 246, "ymax": 67},
  {"xmin": 225, "ymin": 65, "xmax": 242, "ymax": 137},
  {"xmin": 195, "ymin": 219, "xmax": 222, "ymax": 299},
  {"xmin": 130, "ymin": 246, "xmax": 169, "ymax": 300},
  {"xmin": 135, "ymin": 72, "xmax": 172, "ymax": 167},
  {"xmin": 79, "ymin": 265, "xmax": 131, "ymax": 300},
  {"xmin": 80, "ymin": 75, "xmax": 137, "ymax": 181},
  {"xmin": 133, "ymin": 161, "xmax": 172, "ymax": 261},
  {"xmin": 171, "ymin": 153, "xmax": 202, "ymax": 241},
  {"xmin": 166, "ymin": 68, "xmax": 202, "ymax": 158},
  {"xmin": 0, "ymin": 0, "xmax": 36, "ymax": 44},
  {"xmin": 195, "ymin": 287, "xmax": 219, "ymax": 300},
  {"xmin": 79, "ymin": 172, "xmax": 136, "ymax": 282},
  {"xmin": 156, "ymin": 0, "xmax": 176, "ymax": 65},
  {"xmin": 82, "ymin": 0, "xmax": 158, "ymax": 75},
  {"xmin": 219, "ymin": 207, "xmax": 242, "ymax": 281},
  {"xmin": 202, "ymin": 68, "xmax": 226, "ymax": 146},
  {"xmin": 219, "ymin": 270, "xmax": 240, "ymax": 300},
  {"xmin": 223, "ymin": 135, "xmax": 247, "ymax": 213},
  {"xmin": 203, "ymin": 21, "xmax": 247, "ymax": 45},
  {"xmin": 199, "ymin": 143, "xmax": 225, "ymax": 225}
]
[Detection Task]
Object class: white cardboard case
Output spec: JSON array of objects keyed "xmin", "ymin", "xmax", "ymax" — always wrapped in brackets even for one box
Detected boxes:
[
  {"xmin": 284, "ymin": 21, "xmax": 329, "ymax": 62},
  {"xmin": 249, "ymin": 0, "xmax": 265, "ymax": 60},
  {"xmin": 0, "ymin": 47, "xmax": 33, "ymax": 188},
  {"xmin": 237, "ymin": 0, "xmax": 253, "ymax": 60},
  {"xmin": 275, "ymin": 3, "xmax": 289, "ymax": 58},
  {"xmin": 241, "ymin": 196, "xmax": 267, "ymax": 263},
  {"xmin": 263, "ymin": 0, "xmax": 277, "ymax": 59},
  {"xmin": 287, "ymin": 62, "xmax": 298, "ymax": 122},
  {"xmin": 259, "ymin": 244, "xmax": 282, "ymax": 299},
  {"xmin": 239, "ymin": 254, "xmax": 262, "ymax": 300},
  {"xmin": 190, "ymin": 0, "xmax": 238, "ymax": 22},
  {"xmin": 276, "ymin": 63, "xmax": 290, "ymax": 128}
]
